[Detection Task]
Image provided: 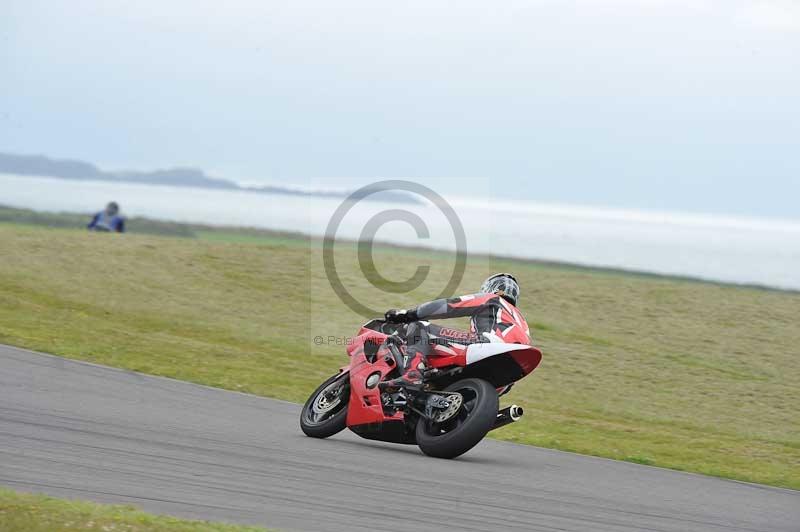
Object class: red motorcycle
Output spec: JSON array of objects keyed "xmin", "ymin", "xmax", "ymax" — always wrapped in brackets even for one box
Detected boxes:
[{"xmin": 300, "ymin": 314, "xmax": 542, "ymax": 458}]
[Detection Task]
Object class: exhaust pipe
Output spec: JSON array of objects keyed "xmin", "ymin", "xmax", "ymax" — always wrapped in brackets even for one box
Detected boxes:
[{"xmin": 492, "ymin": 404, "xmax": 524, "ymax": 431}]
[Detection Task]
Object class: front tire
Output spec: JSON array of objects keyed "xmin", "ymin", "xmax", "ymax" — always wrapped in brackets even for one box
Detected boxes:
[
  {"xmin": 416, "ymin": 378, "xmax": 499, "ymax": 459},
  {"xmin": 300, "ymin": 372, "xmax": 350, "ymax": 438}
]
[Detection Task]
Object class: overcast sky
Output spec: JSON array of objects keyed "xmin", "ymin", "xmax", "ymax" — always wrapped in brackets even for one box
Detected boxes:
[{"xmin": 2, "ymin": 0, "xmax": 799, "ymax": 218}]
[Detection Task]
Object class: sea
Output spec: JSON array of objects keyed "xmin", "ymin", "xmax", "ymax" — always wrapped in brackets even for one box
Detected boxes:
[{"xmin": 2, "ymin": 173, "xmax": 799, "ymax": 291}]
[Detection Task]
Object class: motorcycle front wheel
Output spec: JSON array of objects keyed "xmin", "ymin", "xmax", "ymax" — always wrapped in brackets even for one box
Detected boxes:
[
  {"xmin": 300, "ymin": 372, "xmax": 350, "ymax": 438},
  {"xmin": 415, "ymin": 378, "xmax": 499, "ymax": 459}
]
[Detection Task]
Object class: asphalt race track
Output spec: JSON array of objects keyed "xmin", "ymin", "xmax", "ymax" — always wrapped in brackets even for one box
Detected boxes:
[{"xmin": 1, "ymin": 345, "xmax": 798, "ymax": 531}]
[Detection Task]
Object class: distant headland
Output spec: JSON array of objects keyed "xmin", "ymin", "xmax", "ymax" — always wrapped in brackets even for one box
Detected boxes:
[{"xmin": 0, "ymin": 152, "xmax": 422, "ymax": 204}]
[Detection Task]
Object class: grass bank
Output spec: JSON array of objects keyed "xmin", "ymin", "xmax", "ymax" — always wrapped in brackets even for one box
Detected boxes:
[
  {"xmin": 0, "ymin": 489, "xmax": 269, "ymax": 532},
  {"xmin": 0, "ymin": 217, "xmax": 798, "ymax": 490}
]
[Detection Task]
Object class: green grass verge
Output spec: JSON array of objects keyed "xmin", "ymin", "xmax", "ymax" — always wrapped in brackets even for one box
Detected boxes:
[
  {"xmin": 0, "ymin": 489, "xmax": 269, "ymax": 531},
  {"xmin": 0, "ymin": 213, "xmax": 799, "ymax": 492},
  {"xmin": 0, "ymin": 204, "xmax": 307, "ymax": 242}
]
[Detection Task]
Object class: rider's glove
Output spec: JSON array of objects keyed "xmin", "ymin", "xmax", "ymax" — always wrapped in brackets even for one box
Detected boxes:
[{"xmin": 384, "ymin": 308, "xmax": 418, "ymax": 323}]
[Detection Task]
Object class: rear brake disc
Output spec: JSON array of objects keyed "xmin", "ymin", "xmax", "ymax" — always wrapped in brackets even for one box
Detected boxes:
[{"xmin": 431, "ymin": 393, "xmax": 463, "ymax": 422}]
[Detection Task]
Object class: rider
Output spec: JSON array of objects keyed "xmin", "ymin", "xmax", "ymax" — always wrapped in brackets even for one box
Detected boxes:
[
  {"xmin": 87, "ymin": 202, "xmax": 126, "ymax": 233},
  {"xmin": 382, "ymin": 273, "xmax": 523, "ymax": 387}
]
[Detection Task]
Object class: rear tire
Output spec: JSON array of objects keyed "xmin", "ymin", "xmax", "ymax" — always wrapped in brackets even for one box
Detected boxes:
[
  {"xmin": 416, "ymin": 378, "xmax": 498, "ymax": 459},
  {"xmin": 300, "ymin": 372, "xmax": 350, "ymax": 438}
]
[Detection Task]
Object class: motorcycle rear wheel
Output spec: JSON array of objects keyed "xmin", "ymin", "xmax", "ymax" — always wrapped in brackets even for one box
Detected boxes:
[
  {"xmin": 300, "ymin": 372, "xmax": 350, "ymax": 438},
  {"xmin": 415, "ymin": 378, "xmax": 499, "ymax": 459}
]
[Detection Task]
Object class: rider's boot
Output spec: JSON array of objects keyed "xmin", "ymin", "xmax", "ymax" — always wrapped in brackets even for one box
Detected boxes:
[
  {"xmin": 379, "ymin": 350, "xmax": 428, "ymax": 391},
  {"xmin": 379, "ymin": 321, "xmax": 431, "ymax": 391}
]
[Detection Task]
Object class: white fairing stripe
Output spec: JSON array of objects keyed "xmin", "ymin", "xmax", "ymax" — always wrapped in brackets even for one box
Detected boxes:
[{"xmin": 465, "ymin": 343, "xmax": 531, "ymax": 365}]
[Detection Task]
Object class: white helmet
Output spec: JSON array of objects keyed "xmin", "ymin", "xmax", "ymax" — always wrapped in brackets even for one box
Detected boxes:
[{"xmin": 481, "ymin": 273, "xmax": 520, "ymax": 306}]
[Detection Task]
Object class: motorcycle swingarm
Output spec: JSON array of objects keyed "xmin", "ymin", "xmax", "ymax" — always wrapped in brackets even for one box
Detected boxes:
[{"xmin": 402, "ymin": 390, "xmax": 461, "ymax": 422}]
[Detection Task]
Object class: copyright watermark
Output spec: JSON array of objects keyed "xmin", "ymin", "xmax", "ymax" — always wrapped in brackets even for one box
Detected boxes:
[
  {"xmin": 312, "ymin": 334, "xmax": 464, "ymax": 347},
  {"xmin": 314, "ymin": 335, "xmax": 357, "ymax": 346},
  {"xmin": 323, "ymin": 180, "xmax": 467, "ymax": 318}
]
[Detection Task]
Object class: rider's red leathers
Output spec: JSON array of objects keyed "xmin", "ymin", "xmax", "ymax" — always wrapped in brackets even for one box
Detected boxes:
[{"xmin": 399, "ymin": 293, "xmax": 529, "ymax": 382}]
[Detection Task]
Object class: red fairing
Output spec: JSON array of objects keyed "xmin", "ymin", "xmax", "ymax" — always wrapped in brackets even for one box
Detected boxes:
[
  {"xmin": 345, "ymin": 330, "xmax": 403, "ymax": 426},
  {"xmin": 429, "ymin": 342, "xmax": 468, "ymax": 367},
  {"xmin": 510, "ymin": 347, "xmax": 543, "ymax": 376}
]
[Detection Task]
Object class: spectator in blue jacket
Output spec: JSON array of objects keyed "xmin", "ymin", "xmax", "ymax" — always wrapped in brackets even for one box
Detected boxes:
[{"xmin": 88, "ymin": 202, "xmax": 125, "ymax": 233}]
